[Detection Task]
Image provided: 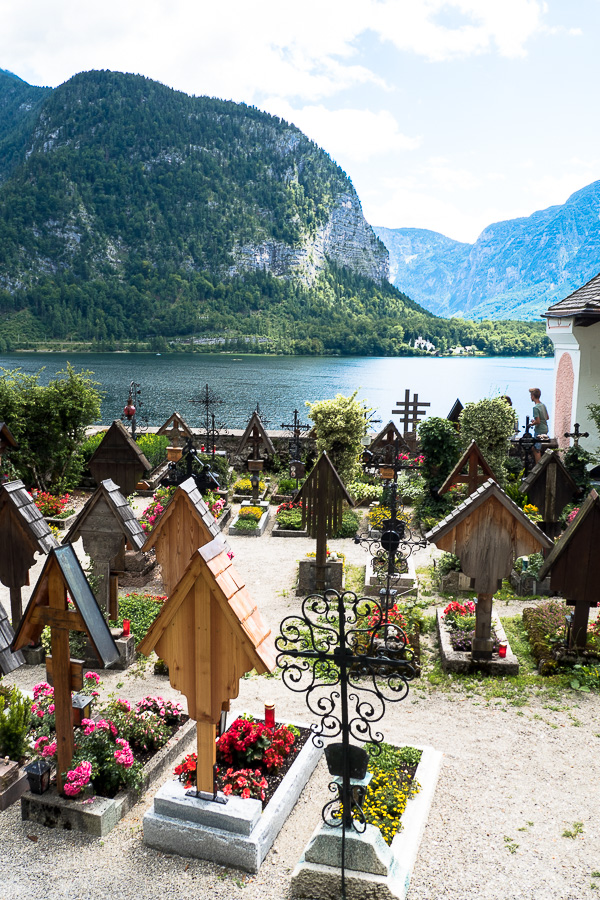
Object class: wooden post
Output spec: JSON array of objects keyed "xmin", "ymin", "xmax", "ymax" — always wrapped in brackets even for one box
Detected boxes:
[
  {"xmin": 9, "ymin": 585, "xmax": 22, "ymax": 631},
  {"xmin": 472, "ymin": 593, "xmax": 494, "ymax": 659},
  {"xmin": 196, "ymin": 722, "xmax": 216, "ymax": 794},
  {"xmin": 48, "ymin": 566, "xmax": 74, "ymax": 794},
  {"xmin": 195, "ymin": 577, "xmax": 215, "ymax": 793},
  {"xmin": 109, "ymin": 574, "xmax": 119, "ymax": 622},
  {"xmin": 315, "ymin": 480, "xmax": 329, "ymax": 592}
]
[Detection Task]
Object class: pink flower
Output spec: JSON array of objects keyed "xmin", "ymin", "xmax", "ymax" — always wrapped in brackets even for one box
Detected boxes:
[
  {"xmin": 82, "ymin": 719, "xmax": 96, "ymax": 735},
  {"xmin": 41, "ymin": 741, "xmax": 57, "ymax": 759},
  {"xmin": 85, "ymin": 672, "xmax": 101, "ymax": 685},
  {"xmin": 48, "ymin": 704, "xmax": 55, "ymax": 714}
]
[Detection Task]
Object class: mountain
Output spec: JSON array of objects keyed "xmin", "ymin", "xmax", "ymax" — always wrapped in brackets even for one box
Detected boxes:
[{"xmin": 375, "ymin": 180, "xmax": 600, "ymax": 320}]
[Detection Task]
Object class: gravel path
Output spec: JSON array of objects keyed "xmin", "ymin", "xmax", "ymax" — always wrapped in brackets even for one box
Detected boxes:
[{"xmin": 1, "ymin": 504, "xmax": 600, "ymax": 900}]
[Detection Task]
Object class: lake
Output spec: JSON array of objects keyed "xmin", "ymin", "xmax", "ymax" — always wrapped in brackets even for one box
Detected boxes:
[{"xmin": 0, "ymin": 352, "xmax": 553, "ymax": 432}]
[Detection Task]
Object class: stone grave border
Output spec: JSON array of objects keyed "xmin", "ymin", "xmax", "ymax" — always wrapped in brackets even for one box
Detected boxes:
[
  {"xmin": 228, "ymin": 501, "xmax": 270, "ymax": 537},
  {"xmin": 291, "ymin": 743, "xmax": 443, "ymax": 900},
  {"xmin": 272, "ymin": 524, "xmax": 309, "ymax": 538},
  {"xmin": 21, "ymin": 716, "xmax": 197, "ymax": 836},
  {"xmin": 437, "ymin": 608, "xmax": 519, "ymax": 675},
  {"xmin": 143, "ymin": 717, "xmax": 322, "ymax": 872},
  {"xmin": 364, "ymin": 551, "xmax": 417, "ymax": 595}
]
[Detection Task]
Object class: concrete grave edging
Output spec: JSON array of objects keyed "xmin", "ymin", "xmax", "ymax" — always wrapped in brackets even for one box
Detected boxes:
[{"xmin": 437, "ymin": 608, "xmax": 519, "ymax": 675}]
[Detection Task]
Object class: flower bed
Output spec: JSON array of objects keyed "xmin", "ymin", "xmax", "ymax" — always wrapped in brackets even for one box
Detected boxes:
[
  {"xmin": 437, "ymin": 606, "xmax": 518, "ymax": 675},
  {"xmin": 232, "ymin": 477, "xmax": 267, "ymax": 503},
  {"xmin": 229, "ymin": 501, "xmax": 270, "ymax": 536},
  {"xmin": 522, "ymin": 600, "xmax": 600, "ymax": 676}
]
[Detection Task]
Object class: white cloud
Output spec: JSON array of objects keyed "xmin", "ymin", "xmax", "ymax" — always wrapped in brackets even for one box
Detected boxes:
[{"xmin": 262, "ymin": 99, "xmax": 421, "ymax": 163}]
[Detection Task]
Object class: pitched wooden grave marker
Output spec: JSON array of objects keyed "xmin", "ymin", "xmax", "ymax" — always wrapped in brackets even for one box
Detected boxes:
[
  {"xmin": 520, "ymin": 449, "xmax": 577, "ymax": 539},
  {"xmin": 438, "ymin": 440, "xmax": 497, "ymax": 497},
  {"xmin": 143, "ymin": 476, "xmax": 228, "ymax": 596},
  {"xmin": 63, "ymin": 479, "xmax": 145, "ymax": 616},
  {"xmin": 237, "ymin": 410, "xmax": 275, "ymax": 470},
  {"xmin": 0, "ymin": 480, "xmax": 59, "ymax": 627},
  {"xmin": 538, "ymin": 489, "xmax": 600, "ymax": 651},
  {"xmin": 295, "ymin": 452, "xmax": 354, "ymax": 592},
  {"xmin": 368, "ymin": 420, "xmax": 410, "ymax": 456},
  {"xmin": 446, "ymin": 399, "xmax": 464, "ymax": 428},
  {"xmin": 138, "ymin": 535, "xmax": 276, "ymax": 793},
  {"xmin": 12, "ymin": 545, "xmax": 119, "ymax": 791},
  {"xmin": 427, "ymin": 480, "xmax": 552, "ymax": 660},
  {"xmin": 157, "ymin": 412, "xmax": 194, "ymax": 462},
  {"xmin": 88, "ymin": 420, "xmax": 152, "ymax": 496}
]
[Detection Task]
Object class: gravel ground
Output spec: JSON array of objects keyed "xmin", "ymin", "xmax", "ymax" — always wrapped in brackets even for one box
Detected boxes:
[{"xmin": 1, "ymin": 503, "xmax": 600, "ymax": 900}]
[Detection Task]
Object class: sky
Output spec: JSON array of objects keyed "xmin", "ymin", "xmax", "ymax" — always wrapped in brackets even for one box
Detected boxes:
[{"xmin": 0, "ymin": 0, "xmax": 598, "ymax": 243}]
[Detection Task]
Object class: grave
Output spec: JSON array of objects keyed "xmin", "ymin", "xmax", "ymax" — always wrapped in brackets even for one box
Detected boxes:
[
  {"xmin": 446, "ymin": 398, "xmax": 464, "ymax": 428},
  {"xmin": 237, "ymin": 409, "xmax": 275, "ymax": 468},
  {"xmin": 438, "ymin": 440, "xmax": 497, "ymax": 497},
  {"xmin": 368, "ymin": 420, "xmax": 410, "ymax": 456},
  {"xmin": 64, "ymin": 478, "xmax": 145, "ymax": 619},
  {"xmin": 295, "ymin": 452, "xmax": 354, "ymax": 594},
  {"xmin": 157, "ymin": 412, "xmax": 194, "ymax": 462},
  {"xmin": 520, "ymin": 448, "xmax": 577, "ymax": 538},
  {"xmin": 392, "ymin": 390, "xmax": 431, "ymax": 450},
  {"xmin": 142, "ymin": 476, "xmax": 229, "ymax": 596},
  {"xmin": 538, "ymin": 489, "xmax": 600, "ymax": 651},
  {"xmin": 426, "ymin": 480, "xmax": 552, "ymax": 666},
  {"xmin": 0, "ymin": 479, "xmax": 59, "ymax": 633},
  {"xmin": 88, "ymin": 419, "xmax": 152, "ymax": 496},
  {"xmin": 12, "ymin": 544, "xmax": 119, "ymax": 794}
]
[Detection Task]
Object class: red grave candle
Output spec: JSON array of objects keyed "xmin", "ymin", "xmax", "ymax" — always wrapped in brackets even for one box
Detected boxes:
[
  {"xmin": 265, "ymin": 703, "xmax": 275, "ymax": 728},
  {"xmin": 122, "ymin": 619, "xmax": 131, "ymax": 637},
  {"xmin": 498, "ymin": 641, "xmax": 507, "ymax": 659}
]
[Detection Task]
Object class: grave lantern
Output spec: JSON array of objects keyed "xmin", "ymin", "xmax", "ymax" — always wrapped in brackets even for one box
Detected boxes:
[
  {"xmin": 138, "ymin": 535, "xmax": 276, "ymax": 794},
  {"xmin": 24, "ymin": 760, "xmax": 51, "ymax": 795},
  {"xmin": 426, "ymin": 479, "xmax": 552, "ymax": 660},
  {"xmin": 71, "ymin": 693, "xmax": 93, "ymax": 727}
]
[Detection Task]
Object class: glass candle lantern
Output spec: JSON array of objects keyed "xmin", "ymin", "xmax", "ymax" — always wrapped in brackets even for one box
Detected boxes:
[
  {"xmin": 122, "ymin": 619, "xmax": 131, "ymax": 637},
  {"xmin": 498, "ymin": 641, "xmax": 507, "ymax": 659},
  {"xmin": 265, "ymin": 703, "xmax": 275, "ymax": 728}
]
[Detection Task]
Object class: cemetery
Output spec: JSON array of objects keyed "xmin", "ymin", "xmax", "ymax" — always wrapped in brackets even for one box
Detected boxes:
[{"xmin": 1, "ymin": 365, "xmax": 600, "ymax": 900}]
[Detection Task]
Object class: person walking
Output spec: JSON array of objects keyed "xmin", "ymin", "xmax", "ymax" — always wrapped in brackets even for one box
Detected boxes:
[{"xmin": 529, "ymin": 387, "xmax": 549, "ymax": 464}]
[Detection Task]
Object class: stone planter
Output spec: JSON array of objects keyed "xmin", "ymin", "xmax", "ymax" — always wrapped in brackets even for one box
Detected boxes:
[
  {"xmin": 0, "ymin": 760, "xmax": 29, "ymax": 811},
  {"xmin": 228, "ymin": 501, "xmax": 270, "ymax": 537},
  {"xmin": 21, "ymin": 718, "xmax": 197, "ymax": 837},
  {"xmin": 44, "ymin": 511, "xmax": 78, "ymax": 531},
  {"xmin": 216, "ymin": 506, "xmax": 231, "ymax": 531},
  {"xmin": 365, "ymin": 552, "xmax": 417, "ymax": 596},
  {"xmin": 296, "ymin": 559, "xmax": 344, "ymax": 595},
  {"xmin": 143, "ymin": 718, "xmax": 322, "ymax": 873},
  {"xmin": 232, "ymin": 486, "xmax": 269, "ymax": 504},
  {"xmin": 272, "ymin": 523, "xmax": 308, "ymax": 538},
  {"xmin": 509, "ymin": 568, "xmax": 553, "ymax": 597},
  {"xmin": 436, "ymin": 608, "xmax": 519, "ymax": 675}
]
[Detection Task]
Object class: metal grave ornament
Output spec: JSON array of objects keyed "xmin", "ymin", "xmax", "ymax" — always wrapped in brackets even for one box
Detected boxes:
[
  {"xmin": 190, "ymin": 384, "xmax": 227, "ymax": 457},
  {"xmin": 276, "ymin": 588, "xmax": 416, "ymax": 897}
]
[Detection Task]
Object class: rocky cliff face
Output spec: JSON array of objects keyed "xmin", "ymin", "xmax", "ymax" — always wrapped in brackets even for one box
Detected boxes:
[
  {"xmin": 232, "ymin": 192, "xmax": 388, "ymax": 284},
  {"xmin": 376, "ymin": 180, "xmax": 600, "ymax": 320}
]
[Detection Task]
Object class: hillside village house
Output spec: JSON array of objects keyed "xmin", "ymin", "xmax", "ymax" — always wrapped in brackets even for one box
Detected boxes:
[{"xmin": 544, "ymin": 273, "xmax": 600, "ymax": 448}]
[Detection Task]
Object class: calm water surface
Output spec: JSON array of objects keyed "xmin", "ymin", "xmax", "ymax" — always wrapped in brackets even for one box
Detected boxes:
[{"xmin": 0, "ymin": 353, "xmax": 553, "ymax": 431}]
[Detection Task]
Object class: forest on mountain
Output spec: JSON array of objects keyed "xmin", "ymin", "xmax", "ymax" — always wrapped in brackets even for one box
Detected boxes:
[{"xmin": 0, "ymin": 69, "xmax": 550, "ymax": 356}]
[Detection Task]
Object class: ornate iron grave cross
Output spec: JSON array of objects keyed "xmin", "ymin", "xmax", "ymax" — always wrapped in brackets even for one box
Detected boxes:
[
  {"xmin": 564, "ymin": 423, "xmax": 589, "ymax": 448},
  {"xmin": 190, "ymin": 383, "xmax": 227, "ymax": 457},
  {"xmin": 392, "ymin": 389, "xmax": 430, "ymax": 436},
  {"xmin": 276, "ymin": 589, "xmax": 416, "ymax": 897},
  {"xmin": 281, "ymin": 408, "xmax": 310, "ymax": 485},
  {"xmin": 517, "ymin": 415, "xmax": 536, "ymax": 475},
  {"xmin": 357, "ymin": 435, "xmax": 427, "ymax": 614}
]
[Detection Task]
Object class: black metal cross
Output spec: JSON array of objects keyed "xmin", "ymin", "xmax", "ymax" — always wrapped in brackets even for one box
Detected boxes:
[
  {"xmin": 276, "ymin": 589, "xmax": 416, "ymax": 895},
  {"xmin": 392, "ymin": 389, "xmax": 430, "ymax": 434},
  {"xmin": 190, "ymin": 384, "xmax": 227, "ymax": 457},
  {"xmin": 564, "ymin": 423, "xmax": 590, "ymax": 447},
  {"xmin": 518, "ymin": 415, "xmax": 537, "ymax": 475},
  {"xmin": 281, "ymin": 409, "xmax": 310, "ymax": 461}
]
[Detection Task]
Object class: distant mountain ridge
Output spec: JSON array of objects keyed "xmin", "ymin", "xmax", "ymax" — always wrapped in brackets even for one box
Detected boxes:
[{"xmin": 375, "ymin": 180, "xmax": 600, "ymax": 320}]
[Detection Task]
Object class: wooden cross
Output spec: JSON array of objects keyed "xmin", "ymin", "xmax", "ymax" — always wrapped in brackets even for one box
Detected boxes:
[
  {"xmin": 438, "ymin": 441, "xmax": 497, "ymax": 497},
  {"xmin": 138, "ymin": 536, "xmax": 276, "ymax": 795},
  {"xmin": 520, "ymin": 450, "xmax": 577, "ymax": 539},
  {"xmin": 539, "ymin": 489, "xmax": 600, "ymax": 651},
  {"xmin": 237, "ymin": 410, "xmax": 275, "ymax": 464},
  {"xmin": 564, "ymin": 423, "xmax": 589, "ymax": 447},
  {"xmin": 427, "ymin": 480, "xmax": 552, "ymax": 660},
  {"xmin": 392, "ymin": 390, "xmax": 431, "ymax": 435},
  {"xmin": 295, "ymin": 453, "xmax": 354, "ymax": 592},
  {"xmin": 12, "ymin": 545, "xmax": 119, "ymax": 792}
]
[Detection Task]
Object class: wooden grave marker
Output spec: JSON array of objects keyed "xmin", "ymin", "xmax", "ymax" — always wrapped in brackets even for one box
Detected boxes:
[
  {"xmin": 426, "ymin": 480, "xmax": 552, "ymax": 660},
  {"xmin": 138, "ymin": 535, "xmax": 276, "ymax": 793},
  {"xmin": 438, "ymin": 440, "xmax": 497, "ymax": 497},
  {"xmin": 295, "ymin": 452, "xmax": 354, "ymax": 592},
  {"xmin": 143, "ymin": 476, "xmax": 229, "ymax": 597},
  {"xmin": 446, "ymin": 399, "xmax": 464, "ymax": 428},
  {"xmin": 157, "ymin": 412, "xmax": 194, "ymax": 462},
  {"xmin": 237, "ymin": 410, "xmax": 275, "ymax": 468},
  {"xmin": 392, "ymin": 389, "xmax": 430, "ymax": 446},
  {"xmin": 12, "ymin": 545, "xmax": 119, "ymax": 791},
  {"xmin": 0, "ymin": 480, "xmax": 59, "ymax": 628},
  {"xmin": 368, "ymin": 420, "xmax": 410, "ymax": 456},
  {"xmin": 520, "ymin": 449, "xmax": 578, "ymax": 538},
  {"xmin": 88, "ymin": 420, "xmax": 152, "ymax": 496},
  {"xmin": 538, "ymin": 489, "xmax": 600, "ymax": 651},
  {"xmin": 63, "ymin": 479, "xmax": 145, "ymax": 616}
]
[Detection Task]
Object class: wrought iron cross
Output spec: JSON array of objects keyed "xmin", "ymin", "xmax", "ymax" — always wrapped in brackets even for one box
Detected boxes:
[
  {"xmin": 190, "ymin": 384, "xmax": 227, "ymax": 457},
  {"xmin": 281, "ymin": 408, "xmax": 310, "ymax": 461},
  {"xmin": 392, "ymin": 389, "xmax": 430, "ymax": 434},
  {"xmin": 564, "ymin": 423, "xmax": 589, "ymax": 447},
  {"xmin": 518, "ymin": 415, "xmax": 536, "ymax": 475},
  {"xmin": 276, "ymin": 589, "xmax": 416, "ymax": 894}
]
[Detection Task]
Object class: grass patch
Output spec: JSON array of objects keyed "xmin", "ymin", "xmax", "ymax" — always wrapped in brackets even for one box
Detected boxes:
[{"xmin": 345, "ymin": 564, "xmax": 366, "ymax": 595}]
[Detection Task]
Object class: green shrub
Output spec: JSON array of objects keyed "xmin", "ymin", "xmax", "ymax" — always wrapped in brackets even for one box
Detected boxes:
[
  {"xmin": 563, "ymin": 444, "xmax": 591, "ymax": 494},
  {"xmin": 276, "ymin": 506, "xmax": 304, "ymax": 529},
  {"xmin": 417, "ymin": 417, "xmax": 461, "ymax": 491},
  {"xmin": 79, "ymin": 430, "xmax": 107, "ymax": 470},
  {"xmin": 111, "ymin": 592, "xmax": 165, "ymax": 647},
  {"xmin": 194, "ymin": 453, "xmax": 230, "ymax": 488},
  {"xmin": 306, "ymin": 392, "xmax": 369, "ymax": 483},
  {"xmin": 0, "ymin": 686, "xmax": 32, "ymax": 761},
  {"xmin": 136, "ymin": 433, "xmax": 169, "ymax": 469},
  {"xmin": 277, "ymin": 477, "xmax": 300, "ymax": 494},
  {"xmin": 347, "ymin": 480, "xmax": 384, "ymax": 504},
  {"xmin": 332, "ymin": 509, "xmax": 360, "ymax": 538},
  {"xmin": 234, "ymin": 517, "xmax": 260, "ymax": 532},
  {"xmin": 459, "ymin": 398, "xmax": 517, "ymax": 485},
  {"xmin": 522, "ymin": 601, "xmax": 568, "ymax": 670}
]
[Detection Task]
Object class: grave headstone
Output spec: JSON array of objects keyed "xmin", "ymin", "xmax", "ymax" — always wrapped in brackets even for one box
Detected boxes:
[
  {"xmin": 426, "ymin": 480, "xmax": 552, "ymax": 660},
  {"xmin": 539, "ymin": 489, "xmax": 600, "ymax": 651},
  {"xmin": 520, "ymin": 449, "xmax": 578, "ymax": 538},
  {"xmin": 138, "ymin": 535, "xmax": 276, "ymax": 792}
]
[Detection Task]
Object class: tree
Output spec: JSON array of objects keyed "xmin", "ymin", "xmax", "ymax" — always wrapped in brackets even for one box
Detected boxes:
[
  {"xmin": 306, "ymin": 391, "xmax": 369, "ymax": 484},
  {"xmin": 0, "ymin": 364, "xmax": 102, "ymax": 491},
  {"xmin": 458, "ymin": 398, "xmax": 516, "ymax": 485},
  {"xmin": 418, "ymin": 417, "xmax": 461, "ymax": 491}
]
